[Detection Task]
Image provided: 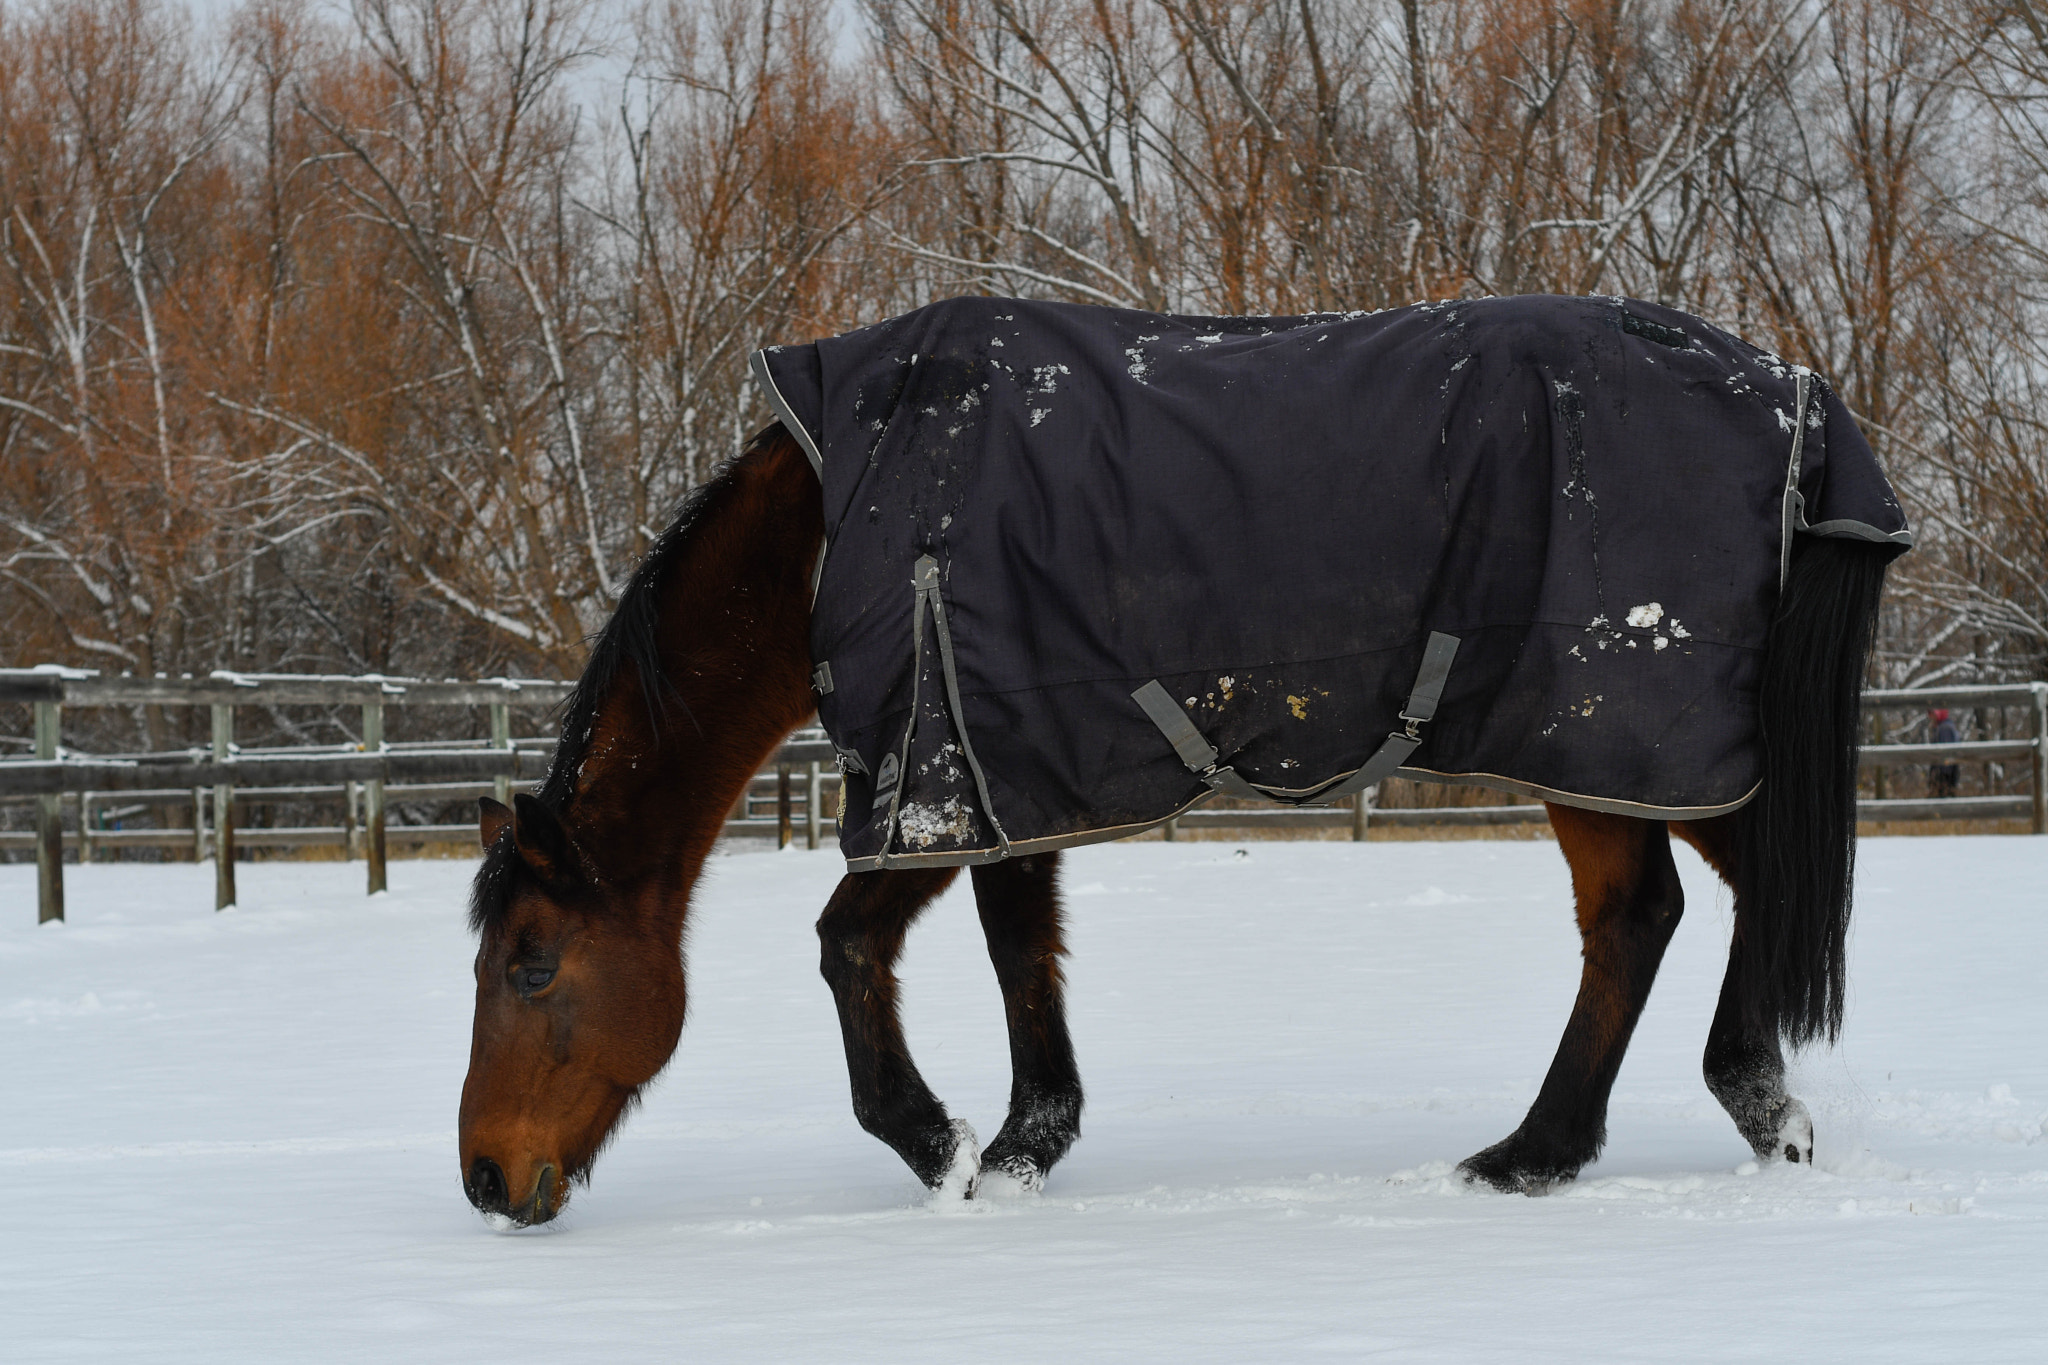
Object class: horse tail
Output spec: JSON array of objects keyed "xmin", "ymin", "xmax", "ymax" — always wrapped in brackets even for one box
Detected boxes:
[{"xmin": 1732, "ymin": 536, "xmax": 1891, "ymax": 1047}]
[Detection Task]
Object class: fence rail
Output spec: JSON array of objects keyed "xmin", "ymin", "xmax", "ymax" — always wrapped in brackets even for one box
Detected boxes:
[
  {"xmin": 0, "ymin": 668, "xmax": 576, "ymax": 708},
  {"xmin": 6, "ymin": 668, "xmax": 2043, "ymax": 923}
]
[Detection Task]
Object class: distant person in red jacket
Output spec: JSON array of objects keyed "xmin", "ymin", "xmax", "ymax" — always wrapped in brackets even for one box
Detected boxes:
[{"xmin": 1929, "ymin": 708, "xmax": 1961, "ymax": 798}]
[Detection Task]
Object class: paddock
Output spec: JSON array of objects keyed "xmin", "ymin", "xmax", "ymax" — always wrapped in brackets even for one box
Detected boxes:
[{"xmin": 3, "ymin": 835, "xmax": 2041, "ymax": 1361}]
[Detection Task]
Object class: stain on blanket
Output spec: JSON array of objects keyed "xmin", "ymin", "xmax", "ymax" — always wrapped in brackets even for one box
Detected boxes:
[{"xmin": 898, "ymin": 797, "xmax": 976, "ymax": 850}]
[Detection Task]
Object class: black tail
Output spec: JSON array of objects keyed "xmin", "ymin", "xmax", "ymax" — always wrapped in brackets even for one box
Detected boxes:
[{"xmin": 1733, "ymin": 536, "xmax": 1891, "ymax": 1047}]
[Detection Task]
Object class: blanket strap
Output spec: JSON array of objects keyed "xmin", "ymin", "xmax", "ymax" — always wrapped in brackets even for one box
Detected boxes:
[
  {"xmin": 1132, "ymin": 632, "xmax": 1461, "ymax": 809},
  {"xmin": 1130, "ymin": 681, "xmax": 1269, "ymax": 803},
  {"xmin": 872, "ymin": 556, "xmax": 1015, "ymax": 863},
  {"xmin": 1301, "ymin": 632, "xmax": 1461, "ymax": 807},
  {"xmin": 1779, "ymin": 371, "xmax": 1810, "ymax": 590},
  {"xmin": 919, "ymin": 556, "xmax": 1012, "ymax": 855}
]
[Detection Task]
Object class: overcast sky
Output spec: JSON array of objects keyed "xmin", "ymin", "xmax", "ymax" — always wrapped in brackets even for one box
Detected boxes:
[
  {"xmin": 169, "ymin": 0, "xmax": 869, "ymax": 129},
  {"xmin": 176, "ymin": 0, "xmax": 867, "ymax": 58}
]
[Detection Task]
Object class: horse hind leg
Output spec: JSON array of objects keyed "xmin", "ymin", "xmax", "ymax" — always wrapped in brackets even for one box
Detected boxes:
[
  {"xmin": 1672, "ymin": 816, "xmax": 1814, "ymax": 1165},
  {"xmin": 969, "ymin": 852, "xmax": 1084, "ymax": 1194},
  {"xmin": 816, "ymin": 866, "xmax": 979, "ymax": 1192},
  {"xmin": 1461, "ymin": 806, "xmax": 1685, "ymax": 1194}
]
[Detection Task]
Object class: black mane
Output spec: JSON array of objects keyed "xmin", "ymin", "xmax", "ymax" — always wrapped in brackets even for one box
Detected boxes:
[{"xmin": 468, "ymin": 432, "xmax": 772, "ymax": 934}]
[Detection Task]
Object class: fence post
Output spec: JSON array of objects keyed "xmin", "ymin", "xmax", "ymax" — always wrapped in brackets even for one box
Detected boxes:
[
  {"xmin": 806, "ymin": 761, "xmax": 823, "ymax": 850},
  {"xmin": 491, "ymin": 701, "xmax": 511, "ymax": 807},
  {"xmin": 776, "ymin": 764, "xmax": 793, "ymax": 849},
  {"xmin": 191, "ymin": 787, "xmax": 206, "ymax": 863},
  {"xmin": 78, "ymin": 791, "xmax": 94, "ymax": 864},
  {"xmin": 1352, "ymin": 787, "xmax": 1372, "ymax": 841},
  {"xmin": 363, "ymin": 701, "xmax": 387, "ymax": 894},
  {"xmin": 342, "ymin": 780, "xmax": 358, "ymax": 860},
  {"xmin": 2032, "ymin": 683, "xmax": 2046, "ymax": 836},
  {"xmin": 34, "ymin": 699, "xmax": 62, "ymax": 923},
  {"xmin": 212, "ymin": 703, "xmax": 236, "ymax": 911}
]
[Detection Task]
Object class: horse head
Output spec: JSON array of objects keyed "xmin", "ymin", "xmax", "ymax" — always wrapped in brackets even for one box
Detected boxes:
[
  {"xmin": 452, "ymin": 428, "xmax": 821, "ymax": 1226},
  {"xmin": 458, "ymin": 793, "xmax": 686, "ymax": 1226}
]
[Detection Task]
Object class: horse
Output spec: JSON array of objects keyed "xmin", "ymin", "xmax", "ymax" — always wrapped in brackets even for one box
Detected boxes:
[{"xmin": 458, "ymin": 409, "xmax": 1892, "ymax": 1227}]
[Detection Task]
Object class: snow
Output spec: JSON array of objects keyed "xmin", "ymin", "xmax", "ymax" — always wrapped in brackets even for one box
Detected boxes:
[
  {"xmin": 4, "ymin": 837, "xmax": 2045, "ymax": 1361},
  {"xmin": 933, "ymin": 1118, "xmax": 981, "ymax": 1202}
]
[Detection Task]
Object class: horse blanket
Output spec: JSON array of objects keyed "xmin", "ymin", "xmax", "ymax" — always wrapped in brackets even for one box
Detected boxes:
[{"xmin": 753, "ymin": 294, "xmax": 1910, "ymax": 871}]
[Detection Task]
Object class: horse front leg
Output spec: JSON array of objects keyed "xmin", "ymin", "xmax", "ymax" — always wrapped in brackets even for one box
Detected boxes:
[
  {"xmin": 1460, "ymin": 806, "xmax": 1684, "ymax": 1194},
  {"xmin": 816, "ymin": 866, "xmax": 979, "ymax": 1193},
  {"xmin": 969, "ymin": 853, "xmax": 1084, "ymax": 1193}
]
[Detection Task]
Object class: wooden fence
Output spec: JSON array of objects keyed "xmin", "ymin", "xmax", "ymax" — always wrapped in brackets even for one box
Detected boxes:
[{"xmin": 4, "ymin": 667, "xmax": 2043, "ymax": 924}]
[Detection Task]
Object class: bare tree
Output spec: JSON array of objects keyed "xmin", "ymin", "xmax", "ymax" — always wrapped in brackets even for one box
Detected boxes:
[
  {"xmin": 0, "ymin": 0, "xmax": 241, "ymax": 689},
  {"xmin": 2, "ymin": 0, "xmax": 2042, "ymax": 708}
]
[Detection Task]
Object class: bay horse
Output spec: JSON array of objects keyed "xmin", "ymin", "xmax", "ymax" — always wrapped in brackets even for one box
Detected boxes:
[{"xmin": 458, "ymin": 423, "xmax": 1888, "ymax": 1226}]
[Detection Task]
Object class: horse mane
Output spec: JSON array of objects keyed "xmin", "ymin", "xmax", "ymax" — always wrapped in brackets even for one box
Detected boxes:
[{"xmin": 469, "ymin": 426, "xmax": 783, "ymax": 934}]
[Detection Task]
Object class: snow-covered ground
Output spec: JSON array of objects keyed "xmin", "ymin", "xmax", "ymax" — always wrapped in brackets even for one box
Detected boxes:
[{"xmin": 3, "ymin": 836, "xmax": 2044, "ymax": 1362}]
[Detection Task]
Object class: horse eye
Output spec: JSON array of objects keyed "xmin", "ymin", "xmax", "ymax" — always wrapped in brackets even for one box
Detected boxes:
[{"xmin": 518, "ymin": 966, "xmax": 556, "ymax": 993}]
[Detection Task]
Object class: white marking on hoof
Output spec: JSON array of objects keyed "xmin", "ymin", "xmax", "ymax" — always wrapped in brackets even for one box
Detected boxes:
[
  {"xmin": 1777, "ymin": 1099, "xmax": 1814, "ymax": 1164},
  {"xmin": 930, "ymin": 1118, "xmax": 980, "ymax": 1204}
]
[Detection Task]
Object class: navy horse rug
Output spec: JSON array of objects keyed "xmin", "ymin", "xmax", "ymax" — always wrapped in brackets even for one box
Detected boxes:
[{"xmin": 752, "ymin": 294, "xmax": 1911, "ymax": 870}]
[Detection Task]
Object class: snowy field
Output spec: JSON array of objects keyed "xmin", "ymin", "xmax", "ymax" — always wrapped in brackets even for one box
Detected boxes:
[{"xmin": 3, "ymin": 836, "xmax": 2044, "ymax": 1362}]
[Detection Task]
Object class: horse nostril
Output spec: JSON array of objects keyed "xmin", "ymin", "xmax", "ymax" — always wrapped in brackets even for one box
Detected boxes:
[{"xmin": 467, "ymin": 1157, "xmax": 509, "ymax": 1212}]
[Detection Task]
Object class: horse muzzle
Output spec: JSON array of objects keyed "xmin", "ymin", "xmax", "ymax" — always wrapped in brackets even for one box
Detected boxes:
[{"xmin": 465, "ymin": 1155, "xmax": 564, "ymax": 1227}]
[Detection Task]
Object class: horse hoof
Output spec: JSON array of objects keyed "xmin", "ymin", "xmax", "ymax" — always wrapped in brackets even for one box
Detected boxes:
[
  {"xmin": 972, "ymin": 1156, "xmax": 1046, "ymax": 1198},
  {"xmin": 1459, "ymin": 1161, "xmax": 1559, "ymax": 1196},
  {"xmin": 931, "ymin": 1118, "xmax": 981, "ymax": 1202},
  {"xmin": 1458, "ymin": 1136, "xmax": 1581, "ymax": 1195},
  {"xmin": 1773, "ymin": 1099, "xmax": 1814, "ymax": 1165}
]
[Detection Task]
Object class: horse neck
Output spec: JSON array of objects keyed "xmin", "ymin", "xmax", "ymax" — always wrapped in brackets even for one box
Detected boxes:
[{"xmin": 565, "ymin": 433, "xmax": 822, "ymax": 920}]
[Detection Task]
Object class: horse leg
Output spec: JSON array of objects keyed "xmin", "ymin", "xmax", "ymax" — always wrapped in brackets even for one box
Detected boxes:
[
  {"xmin": 816, "ymin": 866, "xmax": 978, "ymax": 1191},
  {"xmin": 1671, "ymin": 815, "xmax": 1814, "ymax": 1165},
  {"xmin": 970, "ymin": 853, "xmax": 1084, "ymax": 1192},
  {"xmin": 1460, "ymin": 805, "xmax": 1685, "ymax": 1193}
]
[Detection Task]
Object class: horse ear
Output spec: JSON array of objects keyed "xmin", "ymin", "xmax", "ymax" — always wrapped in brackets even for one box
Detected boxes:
[
  {"xmin": 510, "ymin": 792, "xmax": 578, "ymax": 882},
  {"xmin": 478, "ymin": 797, "xmax": 513, "ymax": 852}
]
